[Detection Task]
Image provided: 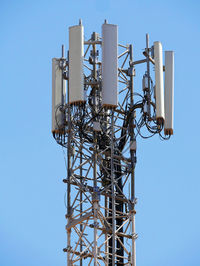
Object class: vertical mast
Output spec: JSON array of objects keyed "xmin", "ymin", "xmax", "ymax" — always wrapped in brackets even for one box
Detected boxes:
[
  {"xmin": 67, "ymin": 49, "xmax": 72, "ymax": 266},
  {"xmin": 129, "ymin": 44, "xmax": 136, "ymax": 266},
  {"xmin": 92, "ymin": 31, "xmax": 98, "ymax": 266}
]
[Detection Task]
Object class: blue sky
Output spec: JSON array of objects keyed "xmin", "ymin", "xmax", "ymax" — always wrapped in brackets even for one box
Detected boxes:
[{"xmin": 0, "ymin": 0, "xmax": 200, "ymax": 265}]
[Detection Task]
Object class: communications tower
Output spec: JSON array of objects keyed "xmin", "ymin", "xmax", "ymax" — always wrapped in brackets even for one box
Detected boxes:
[{"xmin": 52, "ymin": 20, "xmax": 174, "ymax": 266}]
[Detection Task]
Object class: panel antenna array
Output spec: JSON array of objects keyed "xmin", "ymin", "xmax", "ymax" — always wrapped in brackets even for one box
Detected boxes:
[{"xmin": 52, "ymin": 20, "xmax": 174, "ymax": 266}]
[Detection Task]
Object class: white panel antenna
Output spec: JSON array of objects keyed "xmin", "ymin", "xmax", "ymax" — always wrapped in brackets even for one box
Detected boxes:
[
  {"xmin": 164, "ymin": 51, "xmax": 174, "ymax": 135},
  {"xmin": 102, "ymin": 23, "xmax": 118, "ymax": 108},
  {"xmin": 154, "ymin": 41, "xmax": 165, "ymax": 124},
  {"xmin": 69, "ymin": 25, "xmax": 84, "ymax": 104},
  {"xmin": 52, "ymin": 58, "xmax": 66, "ymax": 133}
]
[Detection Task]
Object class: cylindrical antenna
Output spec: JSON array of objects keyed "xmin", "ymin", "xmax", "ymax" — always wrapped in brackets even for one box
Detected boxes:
[
  {"xmin": 145, "ymin": 33, "xmax": 151, "ymax": 117},
  {"xmin": 104, "ymin": 19, "xmax": 108, "ymax": 24},
  {"xmin": 154, "ymin": 41, "xmax": 165, "ymax": 124},
  {"xmin": 52, "ymin": 58, "xmax": 66, "ymax": 133},
  {"xmin": 79, "ymin": 18, "xmax": 82, "ymax": 25}
]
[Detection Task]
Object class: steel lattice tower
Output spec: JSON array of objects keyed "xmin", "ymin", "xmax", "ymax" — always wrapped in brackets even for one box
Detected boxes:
[{"xmin": 52, "ymin": 20, "xmax": 174, "ymax": 266}]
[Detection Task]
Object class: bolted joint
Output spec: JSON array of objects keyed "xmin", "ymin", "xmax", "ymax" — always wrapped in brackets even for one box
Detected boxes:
[
  {"xmin": 128, "ymin": 66, "xmax": 135, "ymax": 76},
  {"xmin": 92, "ymin": 186, "xmax": 100, "ymax": 202},
  {"xmin": 90, "ymin": 50, "xmax": 99, "ymax": 57},
  {"xmin": 128, "ymin": 201, "xmax": 135, "ymax": 212},
  {"xmin": 131, "ymin": 233, "xmax": 138, "ymax": 239},
  {"xmin": 63, "ymin": 245, "xmax": 72, "ymax": 252},
  {"xmin": 90, "ymin": 221, "xmax": 99, "ymax": 228},
  {"xmin": 130, "ymin": 140, "xmax": 137, "ymax": 151},
  {"xmin": 133, "ymin": 197, "xmax": 138, "ymax": 205},
  {"xmin": 63, "ymin": 70, "xmax": 68, "ymax": 80},
  {"xmin": 91, "ymin": 32, "xmax": 99, "ymax": 41},
  {"xmin": 65, "ymin": 206, "xmax": 73, "ymax": 218}
]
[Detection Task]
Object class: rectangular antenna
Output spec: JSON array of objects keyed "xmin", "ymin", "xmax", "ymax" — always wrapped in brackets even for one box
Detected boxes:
[
  {"xmin": 102, "ymin": 23, "xmax": 118, "ymax": 108},
  {"xmin": 164, "ymin": 51, "xmax": 174, "ymax": 135},
  {"xmin": 69, "ymin": 25, "xmax": 84, "ymax": 104},
  {"xmin": 154, "ymin": 41, "xmax": 165, "ymax": 124},
  {"xmin": 52, "ymin": 58, "xmax": 66, "ymax": 133}
]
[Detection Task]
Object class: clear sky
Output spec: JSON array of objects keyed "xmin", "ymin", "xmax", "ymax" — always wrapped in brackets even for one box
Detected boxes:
[{"xmin": 0, "ymin": 0, "xmax": 200, "ymax": 265}]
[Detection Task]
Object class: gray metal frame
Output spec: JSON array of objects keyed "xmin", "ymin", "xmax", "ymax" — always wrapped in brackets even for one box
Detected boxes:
[{"xmin": 53, "ymin": 29, "xmax": 170, "ymax": 266}]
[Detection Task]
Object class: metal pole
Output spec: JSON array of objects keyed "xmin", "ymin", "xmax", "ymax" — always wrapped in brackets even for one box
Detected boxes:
[
  {"xmin": 129, "ymin": 44, "xmax": 136, "ymax": 266},
  {"xmin": 93, "ymin": 133, "xmax": 98, "ymax": 266},
  {"xmin": 146, "ymin": 34, "xmax": 151, "ymax": 118},
  {"xmin": 105, "ymin": 195, "xmax": 108, "ymax": 266},
  {"xmin": 92, "ymin": 32, "xmax": 98, "ymax": 266},
  {"xmin": 80, "ymin": 135, "xmax": 83, "ymax": 266},
  {"xmin": 67, "ymin": 50, "xmax": 72, "ymax": 266},
  {"xmin": 111, "ymin": 110, "xmax": 116, "ymax": 266},
  {"xmin": 132, "ymin": 214, "xmax": 136, "ymax": 266}
]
